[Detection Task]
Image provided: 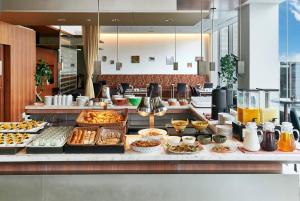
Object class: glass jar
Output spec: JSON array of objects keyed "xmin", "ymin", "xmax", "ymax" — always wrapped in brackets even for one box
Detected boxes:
[{"xmin": 278, "ymin": 122, "xmax": 299, "ymax": 152}]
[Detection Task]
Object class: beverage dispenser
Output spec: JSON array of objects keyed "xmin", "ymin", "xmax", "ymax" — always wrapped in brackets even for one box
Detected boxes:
[
  {"xmin": 237, "ymin": 90, "xmax": 244, "ymax": 123},
  {"xmin": 243, "ymin": 90, "xmax": 260, "ymax": 124},
  {"xmin": 259, "ymin": 89, "xmax": 279, "ymax": 124}
]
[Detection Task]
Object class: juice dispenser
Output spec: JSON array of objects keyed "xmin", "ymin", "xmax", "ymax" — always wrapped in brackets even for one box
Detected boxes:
[
  {"xmin": 237, "ymin": 90, "xmax": 244, "ymax": 123},
  {"xmin": 259, "ymin": 89, "xmax": 279, "ymax": 124},
  {"xmin": 242, "ymin": 90, "xmax": 260, "ymax": 124}
]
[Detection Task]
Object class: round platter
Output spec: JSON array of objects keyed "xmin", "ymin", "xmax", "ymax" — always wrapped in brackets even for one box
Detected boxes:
[
  {"xmin": 138, "ymin": 128, "xmax": 167, "ymax": 140},
  {"xmin": 166, "ymin": 142, "xmax": 203, "ymax": 154},
  {"xmin": 130, "ymin": 140, "xmax": 162, "ymax": 153}
]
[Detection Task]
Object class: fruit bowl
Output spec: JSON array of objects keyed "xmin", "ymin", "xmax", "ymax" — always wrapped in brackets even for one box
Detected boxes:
[
  {"xmin": 171, "ymin": 119, "xmax": 189, "ymax": 134},
  {"xmin": 128, "ymin": 97, "xmax": 142, "ymax": 106},
  {"xmin": 191, "ymin": 121, "xmax": 209, "ymax": 132}
]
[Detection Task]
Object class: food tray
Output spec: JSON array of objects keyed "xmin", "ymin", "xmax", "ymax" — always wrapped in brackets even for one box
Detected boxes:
[
  {"xmin": 26, "ymin": 126, "xmax": 74, "ymax": 154},
  {"xmin": 95, "ymin": 127, "xmax": 126, "ymax": 153},
  {"xmin": 165, "ymin": 124, "xmax": 213, "ymax": 136},
  {"xmin": 75, "ymin": 109, "xmax": 128, "ymax": 127},
  {"xmin": 65, "ymin": 127, "xmax": 125, "ymax": 153},
  {"xmin": 0, "ymin": 121, "xmax": 47, "ymax": 133},
  {"xmin": 0, "ymin": 134, "xmax": 36, "ymax": 155}
]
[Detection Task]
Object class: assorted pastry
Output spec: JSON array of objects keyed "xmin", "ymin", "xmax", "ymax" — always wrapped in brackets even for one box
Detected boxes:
[
  {"xmin": 0, "ymin": 133, "xmax": 33, "ymax": 146},
  {"xmin": 97, "ymin": 128, "xmax": 123, "ymax": 145},
  {"xmin": 78, "ymin": 111, "xmax": 124, "ymax": 124},
  {"xmin": 0, "ymin": 120, "xmax": 44, "ymax": 131},
  {"xmin": 69, "ymin": 128, "xmax": 97, "ymax": 145},
  {"xmin": 30, "ymin": 127, "xmax": 73, "ymax": 147}
]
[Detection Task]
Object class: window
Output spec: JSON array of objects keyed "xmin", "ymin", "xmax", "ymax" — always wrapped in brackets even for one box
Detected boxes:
[
  {"xmin": 279, "ymin": 1, "xmax": 300, "ymax": 100},
  {"xmin": 219, "ymin": 26, "xmax": 229, "ymax": 58}
]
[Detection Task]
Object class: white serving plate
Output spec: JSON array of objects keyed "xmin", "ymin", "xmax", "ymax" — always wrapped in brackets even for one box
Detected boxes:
[
  {"xmin": 0, "ymin": 122, "xmax": 47, "ymax": 133},
  {"xmin": 138, "ymin": 128, "xmax": 167, "ymax": 140},
  {"xmin": 0, "ymin": 134, "xmax": 36, "ymax": 147}
]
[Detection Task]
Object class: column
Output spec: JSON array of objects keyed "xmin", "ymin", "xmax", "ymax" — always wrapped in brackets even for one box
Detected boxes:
[{"xmin": 239, "ymin": 1, "xmax": 281, "ymax": 90}]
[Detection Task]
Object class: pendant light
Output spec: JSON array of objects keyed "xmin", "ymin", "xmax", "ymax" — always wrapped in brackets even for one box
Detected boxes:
[
  {"xmin": 237, "ymin": 0, "xmax": 245, "ymax": 75},
  {"xmin": 209, "ymin": 0, "xmax": 216, "ymax": 72},
  {"xmin": 113, "ymin": 18, "xmax": 122, "ymax": 70},
  {"xmin": 198, "ymin": 0, "xmax": 209, "ymax": 75},
  {"xmin": 173, "ymin": 25, "xmax": 178, "ymax": 70}
]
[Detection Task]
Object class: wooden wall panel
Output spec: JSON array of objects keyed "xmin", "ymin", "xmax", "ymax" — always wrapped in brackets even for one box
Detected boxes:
[
  {"xmin": 0, "ymin": 21, "xmax": 36, "ymax": 121},
  {"xmin": 0, "ymin": 45, "xmax": 4, "ymax": 121}
]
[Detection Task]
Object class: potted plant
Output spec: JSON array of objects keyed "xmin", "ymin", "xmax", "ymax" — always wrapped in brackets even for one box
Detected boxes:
[
  {"xmin": 35, "ymin": 59, "xmax": 53, "ymax": 102},
  {"xmin": 220, "ymin": 54, "xmax": 238, "ymax": 89}
]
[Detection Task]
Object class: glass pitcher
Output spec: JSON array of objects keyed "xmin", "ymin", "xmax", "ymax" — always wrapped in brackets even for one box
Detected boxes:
[
  {"xmin": 260, "ymin": 122, "xmax": 278, "ymax": 152},
  {"xmin": 277, "ymin": 122, "xmax": 300, "ymax": 152}
]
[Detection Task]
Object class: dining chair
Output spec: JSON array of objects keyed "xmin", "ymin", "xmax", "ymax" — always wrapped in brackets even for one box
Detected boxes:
[{"xmin": 290, "ymin": 108, "xmax": 300, "ymax": 141}]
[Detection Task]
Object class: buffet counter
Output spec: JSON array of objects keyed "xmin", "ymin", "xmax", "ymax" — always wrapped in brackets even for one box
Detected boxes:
[
  {"xmin": 25, "ymin": 104, "xmax": 191, "ymax": 114},
  {"xmin": 2, "ymin": 105, "xmax": 300, "ymax": 201},
  {"xmin": 0, "ymin": 135, "xmax": 298, "ymax": 175}
]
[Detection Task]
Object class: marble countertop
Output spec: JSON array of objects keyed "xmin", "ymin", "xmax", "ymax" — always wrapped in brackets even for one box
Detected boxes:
[
  {"xmin": 0, "ymin": 135, "xmax": 300, "ymax": 163},
  {"xmin": 25, "ymin": 104, "xmax": 190, "ymax": 110}
]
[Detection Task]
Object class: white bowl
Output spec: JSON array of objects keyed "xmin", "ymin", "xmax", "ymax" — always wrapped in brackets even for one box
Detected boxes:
[
  {"xmin": 182, "ymin": 136, "xmax": 196, "ymax": 145},
  {"xmin": 138, "ymin": 128, "xmax": 167, "ymax": 140},
  {"xmin": 167, "ymin": 136, "xmax": 181, "ymax": 146},
  {"xmin": 130, "ymin": 140, "xmax": 161, "ymax": 153}
]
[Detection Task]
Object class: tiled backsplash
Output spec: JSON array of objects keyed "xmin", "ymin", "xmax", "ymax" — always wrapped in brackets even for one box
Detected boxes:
[{"xmin": 96, "ymin": 74, "xmax": 208, "ymax": 88}]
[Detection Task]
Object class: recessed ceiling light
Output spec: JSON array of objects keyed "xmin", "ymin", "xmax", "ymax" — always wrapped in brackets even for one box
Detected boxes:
[
  {"xmin": 57, "ymin": 18, "xmax": 66, "ymax": 22},
  {"xmin": 112, "ymin": 18, "xmax": 120, "ymax": 23},
  {"xmin": 164, "ymin": 18, "xmax": 174, "ymax": 23}
]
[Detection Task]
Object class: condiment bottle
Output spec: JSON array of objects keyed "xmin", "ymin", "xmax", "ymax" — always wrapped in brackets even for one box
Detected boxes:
[
  {"xmin": 260, "ymin": 122, "xmax": 278, "ymax": 151},
  {"xmin": 278, "ymin": 122, "xmax": 299, "ymax": 152}
]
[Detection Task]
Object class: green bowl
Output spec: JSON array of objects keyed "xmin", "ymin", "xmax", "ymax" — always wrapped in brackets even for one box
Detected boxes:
[
  {"xmin": 128, "ymin": 97, "xmax": 142, "ymax": 106},
  {"xmin": 212, "ymin": 135, "xmax": 227, "ymax": 144},
  {"xmin": 197, "ymin": 134, "xmax": 212, "ymax": 145}
]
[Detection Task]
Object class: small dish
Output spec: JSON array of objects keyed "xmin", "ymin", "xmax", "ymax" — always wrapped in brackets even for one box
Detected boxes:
[
  {"xmin": 167, "ymin": 136, "xmax": 181, "ymax": 146},
  {"xmin": 197, "ymin": 134, "xmax": 212, "ymax": 145},
  {"xmin": 182, "ymin": 136, "xmax": 196, "ymax": 145},
  {"xmin": 213, "ymin": 135, "xmax": 227, "ymax": 144}
]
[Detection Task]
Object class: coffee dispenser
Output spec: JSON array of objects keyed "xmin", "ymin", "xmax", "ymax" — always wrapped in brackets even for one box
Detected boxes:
[{"xmin": 211, "ymin": 87, "xmax": 227, "ymax": 120}]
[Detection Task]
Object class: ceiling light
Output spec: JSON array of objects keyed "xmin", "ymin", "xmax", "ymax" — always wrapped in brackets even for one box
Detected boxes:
[
  {"xmin": 87, "ymin": 18, "xmax": 92, "ymax": 22},
  {"xmin": 112, "ymin": 18, "xmax": 120, "ymax": 23},
  {"xmin": 164, "ymin": 19, "xmax": 174, "ymax": 23},
  {"xmin": 57, "ymin": 18, "xmax": 66, "ymax": 22}
]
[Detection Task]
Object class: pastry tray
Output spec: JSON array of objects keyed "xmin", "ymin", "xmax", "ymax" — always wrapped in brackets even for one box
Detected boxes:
[
  {"xmin": 0, "ymin": 122, "xmax": 48, "ymax": 133},
  {"xmin": 26, "ymin": 126, "xmax": 74, "ymax": 154},
  {"xmin": 75, "ymin": 109, "xmax": 128, "ymax": 127},
  {"xmin": 165, "ymin": 124, "xmax": 213, "ymax": 136},
  {"xmin": 0, "ymin": 134, "xmax": 36, "ymax": 155},
  {"xmin": 64, "ymin": 127, "xmax": 125, "ymax": 153}
]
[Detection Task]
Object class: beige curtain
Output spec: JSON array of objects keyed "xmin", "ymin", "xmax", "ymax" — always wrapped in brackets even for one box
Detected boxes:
[{"xmin": 82, "ymin": 25, "xmax": 98, "ymax": 98}]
